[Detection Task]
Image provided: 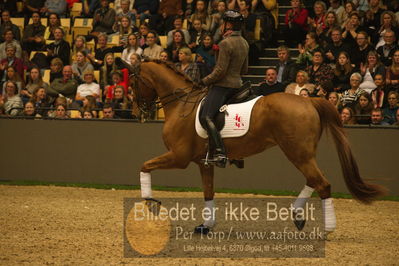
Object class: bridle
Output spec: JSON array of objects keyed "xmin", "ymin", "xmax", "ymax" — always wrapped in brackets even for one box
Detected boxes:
[{"xmin": 129, "ymin": 63, "xmax": 206, "ymax": 119}]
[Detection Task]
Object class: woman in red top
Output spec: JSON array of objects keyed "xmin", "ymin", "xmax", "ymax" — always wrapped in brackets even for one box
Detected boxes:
[{"xmin": 284, "ymin": 0, "xmax": 308, "ymax": 47}]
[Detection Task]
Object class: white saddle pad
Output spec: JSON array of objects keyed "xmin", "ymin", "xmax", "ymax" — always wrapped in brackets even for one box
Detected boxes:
[{"xmin": 195, "ymin": 96, "xmax": 262, "ymax": 139}]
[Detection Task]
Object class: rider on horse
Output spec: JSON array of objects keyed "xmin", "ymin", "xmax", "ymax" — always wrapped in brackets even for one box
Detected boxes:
[{"xmin": 199, "ymin": 10, "xmax": 249, "ymax": 168}]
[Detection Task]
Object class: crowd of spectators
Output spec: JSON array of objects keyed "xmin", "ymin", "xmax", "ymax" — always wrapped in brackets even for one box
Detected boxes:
[
  {"xmin": 258, "ymin": 0, "xmax": 399, "ymax": 125},
  {"xmin": 0, "ymin": 0, "xmax": 397, "ymax": 125}
]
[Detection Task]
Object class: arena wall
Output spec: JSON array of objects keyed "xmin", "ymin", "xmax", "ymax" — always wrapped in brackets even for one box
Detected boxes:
[{"xmin": 0, "ymin": 119, "xmax": 397, "ymax": 196}]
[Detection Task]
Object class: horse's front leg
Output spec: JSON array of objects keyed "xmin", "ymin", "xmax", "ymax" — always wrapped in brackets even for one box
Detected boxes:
[
  {"xmin": 194, "ymin": 163, "xmax": 215, "ymax": 235},
  {"xmin": 140, "ymin": 151, "xmax": 188, "ymax": 199}
]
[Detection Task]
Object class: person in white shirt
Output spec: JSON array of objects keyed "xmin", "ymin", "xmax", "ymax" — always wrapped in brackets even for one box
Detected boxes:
[
  {"xmin": 75, "ymin": 70, "xmax": 100, "ymax": 104},
  {"xmin": 327, "ymin": 0, "xmax": 345, "ymax": 24}
]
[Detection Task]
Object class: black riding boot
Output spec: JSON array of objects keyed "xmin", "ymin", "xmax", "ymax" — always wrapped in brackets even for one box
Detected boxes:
[{"xmin": 205, "ymin": 117, "xmax": 227, "ymax": 168}]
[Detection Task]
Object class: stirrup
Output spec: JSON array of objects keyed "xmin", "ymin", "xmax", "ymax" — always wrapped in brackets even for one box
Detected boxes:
[{"xmin": 202, "ymin": 152, "xmax": 227, "ymax": 168}]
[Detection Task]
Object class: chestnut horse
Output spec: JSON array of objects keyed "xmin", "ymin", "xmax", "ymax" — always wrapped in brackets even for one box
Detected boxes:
[{"xmin": 130, "ymin": 60, "xmax": 386, "ymax": 234}]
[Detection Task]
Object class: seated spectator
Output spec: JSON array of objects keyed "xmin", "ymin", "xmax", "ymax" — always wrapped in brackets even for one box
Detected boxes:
[
  {"xmin": 75, "ymin": 70, "xmax": 101, "ymax": 104},
  {"xmin": 2, "ymin": 81, "xmax": 22, "ymax": 116},
  {"xmin": 299, "ymin": 88, "xmax": 310, "ymax": 97},
  {"xmin": 175, "ymin": 47, "xmax": 200, "ymax": 83},
  {"xmin": 72, "ymin": 51, "xmax": 95, "ymax": 84},
  {"xmin": 306, "ymin": 50, "xmax": 333, "ymax": 87},
  {"xmin": 43, "ymin": 13, "xmax": 64, "ymax": 41},
  {"xmin": 20, "ymin": 67, "xmax": 49, "ymax": 103},
  {"xmin": 351, "ymin": 31, "xmax": 375, "ymax": 69},
  {"xmin": 297, "ymin": 32, "xmax": 321, "ymax": 68},
  {"xmin": 22, "ymin": 12, "xmax": 46, "ymax": 54},
  {"xmin": 133, "ymin": 0, "xmax": 159, "ymax": 25},
  {"xmin": 41, "ymin": 0, "xmax": 67, "ymax": 17},
  {"xmin": 254, "ymin": 68, "xmax": 285, "ymax": 96},
  {"xmin": 314, "ymin": 80, "xmax": 334, "ymax": 98},
  {"xmin": 102, "ymin": 103, "xmax": 116, "ymax": 119},
  {"xmin": 111, "ymin": 85, "xmax": 132, "ymax": 119},
  {"xmin": 340, "ymin": 106, "xmax": 356, "ymax": 125},
  {"xmin": 319, "ymin": 11, "xmax": 339, "ymax": 46},
  {"xmin": 47, "ymin": 65, "xmax": 79, "ymax": 100},
  {"xmin": 333, "ymin": 51, "xmax": 356, "ymax": 93},
  {"xmin": 137, "ymin": 23, "xmax": 150, "ymax": 48},
  {"xmin": 0, "ymin": 30, "xmax": 22, "ymax": 60},
  {"xmin": 325, "ymin": 27, "xmax": 353, "ymax": 64},
  {"xmin": 115, "ymin": 0, "xmax": 136, "ymax": 26},
  {"xmin": 275, "ymin": 46, "xmax": 297, "ymax": 89},
  {"xmin": 46, "ymin": 27, "xmax": 71, "ymax": 66},
  {"xmin": 82, "ymin": 95, "xmax": 98, "ymax": 118},
  {"xmin": 376, "ymin": 30, "xmax": 398, "ymax": 67},
  {"xmin": 374, "ymin": 11, "xmax": 399, "ymax": 49},
  {"xmin": 359, "ymin": 50, "xmax": 386, "ymax": 93},
  {"xmin": 364, "ymin": 0, "xmax": 384, "ymax": 38},
  {"xmin": 143, "ymin": 31, "xmax": 164, "ymax": 59},
  {"xmin": 81, "ymin": 106, "xmax": 96, "ymax": 119},
  {"xmin": 190, "ymin": 0, "xmax": 211, "ymax": 32},
  {"xmin": 285, "ymin": 70, "xmax": 315, "ymax": 95},
  {"xmin": 166, "ymin": 30, "xmax": 189, "ymax": 63},
  {"xmin": 128, "ymin": 53, "xmax": 141, "ymax": 68},
  {"xmin": 1, "ymin": 66, "xmax": 25, "ymax": 95},
  {"xmin": 91, "ymin": 0, "xmax": 116, "ymax": 36},
  {"xmin": 49, "ymin": 58, "xmax": 64, "ymax": 83},
  {"xmin": 100, "ymin": 53, "xmax": 118, "ymax": 89},
  {"xmin": 20, "ymin": 100, "xmax": 41, "ymax": 118},
  {"xmin": 239, "ymin": 0, "xmax": 258, "ymax": 63},
  {"xmin": 385, "ymin": 50, "xmax": 399, "ymax": 91},
  {"xmin": 151, "ymin": 0, "xmax": 184, "ymax": 35},
  {"xmin": 307, "ymin": 1, "xmax": 327, "ymax": 35},
  {"xmin": 341, "ymin": 11, "xmax": 366, "ymax": 47},
  {"xmin": 196, "ymin": 33, "xmax": 216, "ymax": 78},
  {"xmin": 159, "ymin": 51, "xmax": 169, "ymax": 62},
  {"xmin": 0, "ymin": 45, "xmax": 25, "ymax": 84},
  {"xmin": 88, "ymin": 33, "xmax": 113, "ymax": 69},
  {"xmin": 354, "ymin": 91, "xmax": 373, "ymax": 124},
  {"xmin": 121, "ymin": 33, "xmax": 143, "ymax": 65},
  {"xmin": 53, "ymin": 103, "xmax": 69, "ymax": 119},
  {"xmin": 0, "ymin": 10, "xmax": 21, "ymax": 42},
  {"xmin": 284, "ymin": 0, "xmax": 308, "ymax": 47},
  {"xmin": 31, "ymin": 87, "xmax": 52, "ymax": 117},
  {"xmin": 328, "ymin": 91, "xmax": 341, "ymax": 110},
  {"xmin": 382, "ymin": 91, "xmax": 399, "ymax": 124},
  {"xmin": 72, "ymin": 36, "xmax": 91, "ymax": 58},
  {"xmin": 188, "ymin": 19, "xmax": 207, "ymax": 52},
  {"xmin": 166, "ymin": 16, "xmax": 190, "ymax": 47},
  {"xmin": 342, "ymin": 1, "xmax": 356, "ymax": 26},
  {"xmin": 370, "ymin": 108, "xmax": 389, "ymax": 125},
  {"xmin": 341, "ymin": 72, "xmax": 366, "ymax": 108},
  {"xmin": 251, "ymin": 0, "xmax": 277, "ymax": 46},
  {"xmin": 210, "ymin": 0, "xmax": 226, "ymax": 34},
  {"xmin": 395, "ymin": 109, "xmax": 399, "ymax": 126},
  {"xmin": 24, "ymin": 0, "xmax": 46, "ymax": 19},
  {"xmin": 327, "ymin": 0, "xmax": 345, "ymax": 25},
  {"xmin": 114, "ymin": 16, "xmax": 135, "ymax": 47},
  {"xmin": 105, "ymin": 69, "xmax": 129, "ymax": 100},
  {"xmin": 371, "ymin": 74, "xmax": 389, "ymax": 108}
]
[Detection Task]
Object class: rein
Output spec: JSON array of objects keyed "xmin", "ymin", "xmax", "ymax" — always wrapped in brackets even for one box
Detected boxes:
[{"xmin": 130, "ymin": 63, "xmax": 206, "ymax": 118}]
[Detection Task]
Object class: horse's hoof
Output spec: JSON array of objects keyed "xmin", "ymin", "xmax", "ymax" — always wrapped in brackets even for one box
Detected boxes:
[
  {"xmin": 145, "ymin": 198, "xmax": 161, "ymax": 215},
  {"xmin": 293, "ymin": 210, "xmax": 306, "ymax": 230},
  {"xmin": 194, "ymin": 224, "xmax": 210, "ymax": 235},
  {"xmin": 293, "ymin": 219, "xmax": 306, "ymax": 231}
]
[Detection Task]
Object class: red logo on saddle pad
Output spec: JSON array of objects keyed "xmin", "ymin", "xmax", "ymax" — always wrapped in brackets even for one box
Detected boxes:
[{"xmin": 234, "ymin": 114, "xmax": 245, "ymax": 129}]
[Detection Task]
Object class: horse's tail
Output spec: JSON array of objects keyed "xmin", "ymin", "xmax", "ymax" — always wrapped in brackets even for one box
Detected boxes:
[{"xmin": 310, "ymin": 98, "xmax": 387, "ymax": 204}]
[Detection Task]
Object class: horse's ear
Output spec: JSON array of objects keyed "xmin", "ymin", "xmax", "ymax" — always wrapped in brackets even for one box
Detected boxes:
[{"xmin": 127, "ymin": 62, "xmax": 140, "ymax": 75}]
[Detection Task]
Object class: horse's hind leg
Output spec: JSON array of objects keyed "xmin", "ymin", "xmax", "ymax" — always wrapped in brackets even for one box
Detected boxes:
[
  {"xmin": 194, "ymin": 163, "xmax": 215, "ymax": 234},
  {"xmin": 289, "ymin": 157, "xmax": 337, "ymax": 233}
]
